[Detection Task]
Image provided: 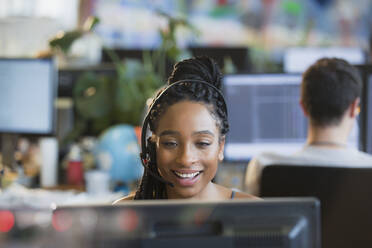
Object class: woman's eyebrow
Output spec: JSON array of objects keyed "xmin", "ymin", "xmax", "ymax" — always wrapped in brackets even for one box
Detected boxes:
[
  {"xmin": 193, "ymin": 130, "xmax": 214, "ymax": 137},
  {"xmin": 159, "ymin": 130, "xmax": 215, "ymax": 137},
  {"xmin": 159, "ymin": 130, "xmax": 179, "ymax": 136}
]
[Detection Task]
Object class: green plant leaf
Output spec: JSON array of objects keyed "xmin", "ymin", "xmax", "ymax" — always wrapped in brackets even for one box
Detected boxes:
[
  {"xmin": 73, "ymin": 72, "xmax": 115, "ymax": 119},
  {"xmin": 49, "ymin": 30, "xmax": 83, "ymax": 54}
]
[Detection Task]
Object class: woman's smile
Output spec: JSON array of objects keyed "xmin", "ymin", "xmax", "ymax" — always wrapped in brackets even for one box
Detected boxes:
[{"xmin": 171, "ymin": 169, "xmax": 204, "ymax": 186}]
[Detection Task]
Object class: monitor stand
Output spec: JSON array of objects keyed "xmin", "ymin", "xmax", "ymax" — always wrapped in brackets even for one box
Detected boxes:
[{"xmin": 1, "ymin": 134, "xmax": 18, "ymax": 171}]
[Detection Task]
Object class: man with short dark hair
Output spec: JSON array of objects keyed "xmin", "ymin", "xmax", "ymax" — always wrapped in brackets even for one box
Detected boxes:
[{"xmin": 245, "ymin": 58, "xmax": 372, "ymax": 195}]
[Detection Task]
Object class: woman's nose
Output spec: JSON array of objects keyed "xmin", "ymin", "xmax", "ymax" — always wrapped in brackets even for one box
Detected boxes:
[{"xmin": 175, "ymin": 144, "xmax": 197, "ymax": 166}]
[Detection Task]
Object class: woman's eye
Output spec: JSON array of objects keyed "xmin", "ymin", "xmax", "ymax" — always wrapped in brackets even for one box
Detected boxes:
[
  {"xmin": 197, "ymin": 142, "xmax": 211, "ymax": 148},
  {"xmin": 162, "ymin": 141, "xmax": 177, "ymax": 148}
]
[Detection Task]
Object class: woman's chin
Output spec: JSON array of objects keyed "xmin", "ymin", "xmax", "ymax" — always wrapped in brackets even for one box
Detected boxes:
[{"xmin": 168, "ymin": 187, "xmax": 201, "ymax": 199}]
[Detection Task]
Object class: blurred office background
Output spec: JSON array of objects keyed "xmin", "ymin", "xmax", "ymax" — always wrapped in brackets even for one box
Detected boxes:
[
  {"xmin": 1, "ymin": 0, "xmax": 372, "ymax": 198},
  {"xmin": 1, "ymin": 0, "xmax": 372, "ymax": 59}
]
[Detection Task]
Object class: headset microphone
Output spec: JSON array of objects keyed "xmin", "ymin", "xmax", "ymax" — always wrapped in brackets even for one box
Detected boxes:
[
  {"xmin": 140, "ymin": 149, "xmax": 174, "ymax": 187},
  {"xmin": 143, "ymin": 162, "xmax": 174, "ymax": 187},
  {"xmin": 140, "ymin": 133, "xmax": 174, "ymax": 187}
]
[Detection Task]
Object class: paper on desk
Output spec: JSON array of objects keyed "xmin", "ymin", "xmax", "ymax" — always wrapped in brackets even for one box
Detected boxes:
[{"xmin": 0, "ymin": 183, "xmax": 124, "ymax": 209}]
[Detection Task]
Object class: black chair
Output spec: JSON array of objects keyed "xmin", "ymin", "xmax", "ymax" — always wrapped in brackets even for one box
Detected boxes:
[{"xmin": 260, "ymin": 165, "xmax": 372, "ymax": 248}]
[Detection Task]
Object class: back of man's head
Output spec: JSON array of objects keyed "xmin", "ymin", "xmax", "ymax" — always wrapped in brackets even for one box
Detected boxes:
[{"xmin": 301, "ymin": 57, "xmax": 361, "ymax": 126}]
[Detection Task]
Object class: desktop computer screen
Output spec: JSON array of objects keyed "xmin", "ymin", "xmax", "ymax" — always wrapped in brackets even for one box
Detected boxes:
[
  {"xmin": 283, "ymin": 47, "xmax": 366, "ymax": 73},
  {"xmin": 0, "ymin": 58, "xmax": 57, "ymax": 135},
  {"xmin": 222, "ymin": 73, "xmax": 360, "ymax": 162},
  {"xmin": 48, "ymin": 198, "xmax": 320, "ymax": 248}
]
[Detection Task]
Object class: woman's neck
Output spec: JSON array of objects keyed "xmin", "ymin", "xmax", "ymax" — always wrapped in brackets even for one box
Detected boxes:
[{"xmin": 166, "ymin": 182, "xmax": 230, "ymax": 200}]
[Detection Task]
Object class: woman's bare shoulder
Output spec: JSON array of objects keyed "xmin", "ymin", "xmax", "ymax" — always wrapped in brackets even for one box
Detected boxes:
[
  {"xmin": 215, "ymin": 184, "xmax": 261, "ymax": 200},
  {"xmin": 234, "ymin": 191, "xmax": 262, "ymax": 200},
  {"xmin": 112, "ymin": 193, "xmax": 136, "ymax": 204}
]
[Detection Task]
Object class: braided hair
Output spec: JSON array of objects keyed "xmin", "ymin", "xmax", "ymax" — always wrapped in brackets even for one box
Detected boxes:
[{"xmin": 134, "ymin": 56, "xmax": 229, "ymax": 199}]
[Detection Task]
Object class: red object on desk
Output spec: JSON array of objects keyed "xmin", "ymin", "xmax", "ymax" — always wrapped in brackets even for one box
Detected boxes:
[
  {"xmin": 67, "ymin": 161, "xmax": 84, "ymax": 185},
  {"xmin": 0, "ymin": 210, "xmax": 14, "ymax": 232}
]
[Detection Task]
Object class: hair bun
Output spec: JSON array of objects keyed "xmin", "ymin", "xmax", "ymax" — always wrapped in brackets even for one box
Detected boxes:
[{"xmin": 168, "ymin": 56, "xmax": 222, "ymax": 89}]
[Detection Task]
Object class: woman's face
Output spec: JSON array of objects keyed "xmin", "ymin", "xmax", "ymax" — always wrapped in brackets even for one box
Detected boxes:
[{"xmin": 154, "ymin": 101, "xmax": 224, "ymax": 199}]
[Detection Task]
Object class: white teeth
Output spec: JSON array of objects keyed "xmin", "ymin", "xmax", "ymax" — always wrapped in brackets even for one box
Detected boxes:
[{"xmin": 174, "ymin": 171, "xmax": 200, "ymax": 178}]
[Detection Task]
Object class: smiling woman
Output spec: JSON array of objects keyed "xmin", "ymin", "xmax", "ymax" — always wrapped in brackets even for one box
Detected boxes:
[
  {"xmin": 114, "ymin": 56, "xmax": 258, "ymax": 201},
  {"xmin": 156, "ymin": 101, "xmax": 223, "ymax": 199}
]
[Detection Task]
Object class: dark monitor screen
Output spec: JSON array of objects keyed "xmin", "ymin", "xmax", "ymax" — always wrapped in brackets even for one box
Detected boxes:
[
  {"xmin": 0, "ymin": 58, "xmax": 57, "ymax": 135},
  {"xmin": 222, "ymin": 73, "xmax": 360, "ymax": 162},
  {"xmin": 47, "ymin": 198, "xmax": 319, "ymax": 248},
  {"xmin": 260, "ymin": 166, "xmax": 372, "ymax": 248},
  {"xmin": 355, "ymin": 64, "xmax": 372, "ymax": 154},
  {"xmin": 365, "ymin": 74, "xmax": 372, "ymax": 154},
  {"xmin": 189, "ymin": 46, "xmax": 251, "ymax": 73}
]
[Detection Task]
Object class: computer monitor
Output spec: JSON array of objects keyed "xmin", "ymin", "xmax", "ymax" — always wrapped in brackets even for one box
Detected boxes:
[
  {"xmin": 283, "ymin": 47, "xmax": 366, "ymax": 73},
  {"xmin": 260, "ymin": 165, "xmax": 372, "ymax": 248},
  {"xmin": 222, "ymin": 73, "xmax": 360, "ymax": 162},
  {"xmin": 0, "ymin": 58, "xmax": 57, "ymax": 169},
  {"xmin": 0, "ymin": 58, "xmax": 57, "ymax": 135},
  {"xmin": 356, "ymin": 64, "xmax": 372, "ymax": 154},
  {"xmin": 48, "ymin": 198, "xmax": 320, "ymax": 248}
]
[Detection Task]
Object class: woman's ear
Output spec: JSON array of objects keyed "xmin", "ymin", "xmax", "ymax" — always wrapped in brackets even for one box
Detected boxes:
[
  {"xmin": 218, "ymin": 153, "xmax": 224, "ymax": 162},
  {"xmin": 218, "ymin": 137, "xmax": 225, "ymax": 162}
]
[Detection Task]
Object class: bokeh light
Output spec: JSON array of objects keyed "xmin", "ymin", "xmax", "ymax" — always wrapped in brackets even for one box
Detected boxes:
[
  {"xmin": 52, "ymin": 210, "xmax": 73, "ymax": 232},
  {"xmin": 0, "ymin": 210, "xmax": 15, "ymax": 233},
  {"xmin": 194, "ymin": 208, "xmax": 213, "ymax": 226},
  {"xmin": 78, "ymin": 209, "xmax": 98, "ymax": 232},
  {"xmin": 118, "ymin": 209, "xmax": 139, "ymax": 232}
]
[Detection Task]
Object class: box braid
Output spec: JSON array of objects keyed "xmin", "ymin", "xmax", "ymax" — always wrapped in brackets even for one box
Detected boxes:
[{"xmin": 134, "ymin": 56, "xmax": 229, "ymax": 200}]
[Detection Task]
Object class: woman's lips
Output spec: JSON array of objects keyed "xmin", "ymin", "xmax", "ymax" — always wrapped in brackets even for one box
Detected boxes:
[{"xmin": 171, "ymin": 170, "xmax": 203, "ymax": 186}]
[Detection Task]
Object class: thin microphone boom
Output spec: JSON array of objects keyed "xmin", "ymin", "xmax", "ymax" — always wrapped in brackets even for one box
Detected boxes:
[
  {"xmin": 140, "ymin": 155, "xmax": 174, "ymax": 187},
  {"xmin": 145, "ymin": 167, "xmax": 174, "ymax": 187}
]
